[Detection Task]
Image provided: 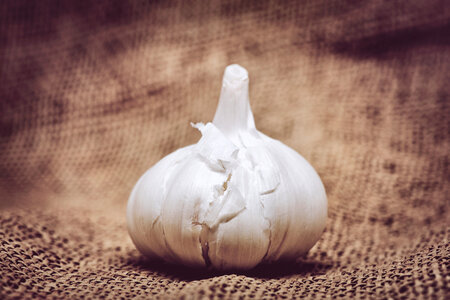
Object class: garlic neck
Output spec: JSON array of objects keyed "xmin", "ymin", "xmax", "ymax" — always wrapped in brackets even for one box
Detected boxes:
[{"xmin": 213, "ymin": 64, "xmax": 256, "ymax": 141}]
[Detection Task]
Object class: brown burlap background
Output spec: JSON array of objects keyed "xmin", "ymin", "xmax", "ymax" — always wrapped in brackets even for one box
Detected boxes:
[{"xmin": 1, "ymin": 1, "xmax": 449, "ymax": 298}]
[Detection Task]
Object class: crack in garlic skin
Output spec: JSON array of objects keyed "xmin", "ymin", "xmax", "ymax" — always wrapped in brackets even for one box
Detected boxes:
[{"xmin": 127, "ymin": 64, "xmax": 327, "ymax": 270}]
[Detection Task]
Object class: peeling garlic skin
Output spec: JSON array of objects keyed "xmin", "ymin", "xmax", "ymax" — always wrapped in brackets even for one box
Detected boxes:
[{"xmin": 127, "ymin": 64, "xmax": 327, "ymax": 270}]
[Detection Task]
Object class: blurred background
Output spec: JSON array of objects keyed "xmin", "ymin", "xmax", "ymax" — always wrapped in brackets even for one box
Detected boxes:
[{"xmin": 0, "ymin": 0, "xmax": 448, "ymax": 298}]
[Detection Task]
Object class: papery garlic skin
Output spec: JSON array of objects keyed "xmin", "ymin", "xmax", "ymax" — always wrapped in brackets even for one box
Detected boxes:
[{"xmin": 127, "ymin": 64, "xmax": 327, "ymax": 270}]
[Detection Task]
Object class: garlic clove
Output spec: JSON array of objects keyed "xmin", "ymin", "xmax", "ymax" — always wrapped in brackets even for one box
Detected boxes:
[
  {"xmin": 207, "ymin": 164, "xmax": 270, "ymax": 270},
  {"xmin": 161, "ymin": 158, "xmax": 222, "ymax": 267},
  {"xmin": 127, "ymin": 146, "xmax": 193, "ymax": 263},
  {"xmin": 260, "ymin": 136, "xmax": 327, "ymax": 261}
]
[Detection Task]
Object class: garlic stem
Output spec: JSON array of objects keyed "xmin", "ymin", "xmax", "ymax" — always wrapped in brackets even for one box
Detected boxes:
[{"xmin": 213, "ymin": 64, "xmax": 256, "ymax": 139}]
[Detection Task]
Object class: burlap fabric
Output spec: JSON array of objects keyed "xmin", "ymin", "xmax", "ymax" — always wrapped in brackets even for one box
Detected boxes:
[{"xmin": 1, "ymin": 1, "xmax": 449, "ymax": 298}]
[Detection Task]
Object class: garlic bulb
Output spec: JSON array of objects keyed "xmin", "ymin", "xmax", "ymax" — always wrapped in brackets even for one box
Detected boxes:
[{"xmin": 127, "ymin": 64, "xmax": 327, "ymax": 270}]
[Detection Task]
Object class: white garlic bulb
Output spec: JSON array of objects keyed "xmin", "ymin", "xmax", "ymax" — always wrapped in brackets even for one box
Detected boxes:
[{"xmin": 127, "ymin": 64, "xmax": 327, "ymax": 270}]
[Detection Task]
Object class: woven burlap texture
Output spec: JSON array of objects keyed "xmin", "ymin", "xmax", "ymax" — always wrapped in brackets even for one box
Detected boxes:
[{"xmin": 1, "ymin": 1, "xmax": 449, "ymax": 299}]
